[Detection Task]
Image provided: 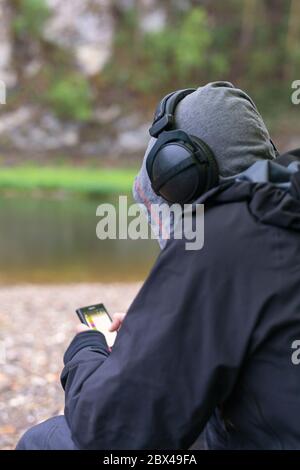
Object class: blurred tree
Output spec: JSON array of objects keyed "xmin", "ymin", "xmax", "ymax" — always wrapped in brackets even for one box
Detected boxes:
[
  {"xmin": 3, "ymin": 0, "xmax": 300, "ymax": 127},
  {"xmin": 175, "ymin": 8, "xmax": 212, "ymax": 75},
  {"xmin": 104, "ymin": 5, "xmax": 216, "ymax": 97},
  {"xmin": 240, "ymin": 0, "xmax": 258, "ymax": 63},
  {"xmin": 12, "ymin": 0, "xmax": 50, "ymax": 39},
  {"xmin": 46, "ymin": 74, "xmax": 93, "ymax": 121},
  {"xmin": 285, "ymin": 0, "xmax": 300, "ymax": 80},
  {"xmin": 9, "ymin": 0, "xmax": 51, "ymax": 82}
]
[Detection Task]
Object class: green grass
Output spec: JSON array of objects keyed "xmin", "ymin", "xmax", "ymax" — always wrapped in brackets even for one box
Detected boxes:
[{"xmin": 0, "ymin": 166, "xmax": 138, "ymax": 195}]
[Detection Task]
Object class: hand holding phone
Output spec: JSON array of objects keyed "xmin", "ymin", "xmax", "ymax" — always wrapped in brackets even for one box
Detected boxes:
[{"xmin": 76, "ymin": 303, "xmax": 116, "ymax": 348}]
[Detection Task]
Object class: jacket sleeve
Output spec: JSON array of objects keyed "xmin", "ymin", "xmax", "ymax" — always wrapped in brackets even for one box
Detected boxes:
[
  {"xmin": 61, "ymin": 237, "xmax": 256, "ymax": 450},
  {"xmin": 61, "ymin": 330, "xmax": 110, "ymax": 395}
]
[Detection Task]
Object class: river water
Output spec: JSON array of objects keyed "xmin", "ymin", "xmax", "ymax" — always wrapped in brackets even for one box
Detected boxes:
[{"xmin": 0, "ymin": 195, "xmax": 159, "ymax": 283}]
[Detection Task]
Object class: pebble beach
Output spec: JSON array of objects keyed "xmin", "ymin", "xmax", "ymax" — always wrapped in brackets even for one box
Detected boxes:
[{"xmin": 0, "ymin": 283, "xmax": 141, "ymax": 449}]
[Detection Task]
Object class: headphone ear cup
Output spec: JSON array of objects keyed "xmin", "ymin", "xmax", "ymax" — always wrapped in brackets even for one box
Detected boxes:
[
  {"xmin": 151, "ymin": 147, "xmax": 207, "ymax": 203},
  {"xmin": 147, "ymin": 133, "xmax": 219, "ymax": 204},
  {"xmin": 191, "ymin": 136, "xmax": 219, "ymax": 190}
]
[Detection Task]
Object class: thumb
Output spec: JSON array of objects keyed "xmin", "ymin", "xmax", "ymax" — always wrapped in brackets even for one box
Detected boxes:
[{"xmin": 109, "ymin": 312, "xmax": 126, "ymax": 332}]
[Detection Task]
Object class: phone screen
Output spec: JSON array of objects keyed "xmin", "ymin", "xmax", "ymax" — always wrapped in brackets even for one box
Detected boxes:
[{"xmin": 77, "ymin": 303, "xmax": 116, "ymax": 347}]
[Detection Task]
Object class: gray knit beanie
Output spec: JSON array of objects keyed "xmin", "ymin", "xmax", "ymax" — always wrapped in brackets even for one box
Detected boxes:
[{"xmin": 174, "ymin": 81, "xmax": 276, "ymax": 177}]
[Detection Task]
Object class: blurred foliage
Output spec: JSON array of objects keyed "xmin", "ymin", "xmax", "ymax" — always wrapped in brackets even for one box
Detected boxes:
[
  {"xmin": 46, "ymin": 75, "xmax": 93, "ymax": 121},
  {"xmin": 12, "ymin": 0, "xmax": 50, "ymax": 39},
  {"xmin": 6, "ymin": 0, "xmax": 300, "ymax": 125},
  {"xmin": 104, "ymin": 7, "xmax": 221, "ymax": 94},
  {"xmin": 103, "ymin": 0, "xmax": 300, "ymax": 122}
]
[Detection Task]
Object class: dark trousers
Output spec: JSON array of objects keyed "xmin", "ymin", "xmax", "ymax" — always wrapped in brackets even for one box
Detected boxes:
[
  {"xmin": 16, "ymin": 416, "xmax": 78, "ymax": 450},
  {"xmin": 16, "ymin": 415, "xmax": 207, "ymax": 450}
]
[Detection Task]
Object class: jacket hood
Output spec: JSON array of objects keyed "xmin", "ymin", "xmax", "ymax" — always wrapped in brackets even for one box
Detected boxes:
[
  {"xmin": 200, "ymin": 160, "xmax": 300, "ymax": 232},
  {"xmin": 133, "ymin": 82, "xmax": 277, "ymax": 248}
]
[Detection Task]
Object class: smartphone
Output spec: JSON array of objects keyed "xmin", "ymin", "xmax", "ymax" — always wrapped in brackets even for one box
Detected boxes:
[{"xmin": 76, "ymin": 303, "xmax": 116, "ymax": 347}]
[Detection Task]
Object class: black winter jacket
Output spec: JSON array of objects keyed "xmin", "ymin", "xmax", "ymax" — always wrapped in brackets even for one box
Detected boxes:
[{"xmin": 61, "ymin": 173, "xmax": 300, "ymax": 449}]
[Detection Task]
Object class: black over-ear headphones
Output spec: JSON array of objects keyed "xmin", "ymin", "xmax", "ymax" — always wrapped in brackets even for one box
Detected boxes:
[
  {"xmin": 147, "ymin": 88, "xmax": 280, "ymax": 205},
  {"xmin": 147, "ymin": 88, "xmax": 219, "ymax": 204}
]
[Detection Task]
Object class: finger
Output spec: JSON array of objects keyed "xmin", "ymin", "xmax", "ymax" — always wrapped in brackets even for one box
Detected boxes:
[{"xmin": 109, "ymin": 317, "xmax": 122, "ymax": 332}]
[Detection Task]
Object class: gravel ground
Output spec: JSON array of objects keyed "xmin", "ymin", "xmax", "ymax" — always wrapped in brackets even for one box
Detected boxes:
[{"xmin": 0, "ymin": 283, "xmax": 140, "ymax": 450}]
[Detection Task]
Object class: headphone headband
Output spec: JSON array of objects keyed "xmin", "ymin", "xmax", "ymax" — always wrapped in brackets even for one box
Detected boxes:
[{"xmin": 149, "ymin": 88, "xmax": 196, "ymax": 137}]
